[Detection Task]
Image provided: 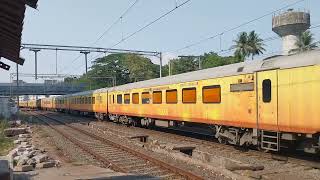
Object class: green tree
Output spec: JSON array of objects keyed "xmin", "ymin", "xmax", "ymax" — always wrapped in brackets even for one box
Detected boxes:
[
  {"xmin": 232, "ymin": 31, "xmax": 265, "ymax": 60},
  {"xmin": 167, "ymin": 57, "xmax": 198, "ymax": 75},
  {"xmin": 290, "ymin": 30, "xmax": 318, "ymax": 54},
  {"xmin": 248, "ymin": 31, "xmax": 265, "ymax": 60},
  {"xmin": 72, "ymin": 53, "xmax": 159, "ymax": 90},
  {"xmin": 122, "ymin": 54, "xmax": 159, "ymax": 82},
  {"xmin": 232, "ymin": 32, "xmax": 251, "ymax": 61},
  {"xmin": 201, "ymin": 52, "xmax": 241, "ymax": 69},
  {"xmin": 162, "ymin": 52, "xmax": 241, "ymax": 76}
]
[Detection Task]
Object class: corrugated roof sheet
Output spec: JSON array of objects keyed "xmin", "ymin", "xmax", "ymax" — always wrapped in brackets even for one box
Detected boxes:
[{"xmin": 0, "ymin": 0, "xmax": 38, "ymax": 67}]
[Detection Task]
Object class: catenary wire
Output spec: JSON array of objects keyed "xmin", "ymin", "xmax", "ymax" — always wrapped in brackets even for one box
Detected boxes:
[
  {"xmin": 173, "ymin": 0, "xmax": 306, "ymax": 53},
  {"xmin": 70, "ymin": 0, "xmax": 192, "ymax": 74},
  {"xmin": 110, "ymin": 0, "xmax": 191, "ymax": 48},
  {"xmin": 60, "ymin": 1, "xmax": 139, "ymax": 74}
]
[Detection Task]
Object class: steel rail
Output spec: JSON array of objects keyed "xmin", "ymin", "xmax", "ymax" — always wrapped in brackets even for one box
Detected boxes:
[
  {"xmin": 49, "ymin": 111, "xmax": 320, "ymax": 171},
  {"xmin": 28, "ymin": 111, "xmax": 127, "ymax": 172},
  {"xmin": 30, "ymin": 111, "xmax": 204, "ymax": 180}
]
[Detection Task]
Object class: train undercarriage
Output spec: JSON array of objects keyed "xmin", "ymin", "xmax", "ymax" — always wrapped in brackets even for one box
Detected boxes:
[{"xmin": 98, "ymin": 112, "xmax": 320, "ymax": 155}]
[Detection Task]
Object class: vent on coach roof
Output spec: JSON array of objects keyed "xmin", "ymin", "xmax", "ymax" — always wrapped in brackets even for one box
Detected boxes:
[
  {"xmin": 261, "ymin": 60, "xmax": 275, "ymax": 69},
  {"xmin": 237, "ymin": 66, "xmax": 244, "ymax": 72}
]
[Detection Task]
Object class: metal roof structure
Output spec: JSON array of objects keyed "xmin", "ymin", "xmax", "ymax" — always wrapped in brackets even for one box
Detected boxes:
[{"xmin": 0, "ymin": 0, "xmax": 38, "ymax": 69}]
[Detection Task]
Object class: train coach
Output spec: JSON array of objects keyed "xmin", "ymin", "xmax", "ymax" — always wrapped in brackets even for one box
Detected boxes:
[
  {"xmin": 41, "ymin": 97, "xmax": 54, "ymax": 111},
  {"xmin": 38, "ymin": 50, "xmax": 320, "ymax": 154},
  {"xmin": 19, "ymin": 100, "xmax": 28, "ymax": 108}
]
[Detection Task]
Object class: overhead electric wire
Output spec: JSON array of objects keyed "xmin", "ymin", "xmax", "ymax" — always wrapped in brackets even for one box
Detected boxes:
[
  {"xmin": 60, "ymin": 1, "xmax": 140, "ymax": 74},
  {"xmin": 73, "ymin": 0, "xmax": 192, "ymax": 73},
  {"xmin": 92, "ymin": 0, "xmax": 140, "ymax": 46},
  {"xmin": 110, "ymin": 0, "xmax": 192, "ymax": 48},
  {"xmin": 173, "ymin": 0, "xmax": 306, "ymax": 53}
]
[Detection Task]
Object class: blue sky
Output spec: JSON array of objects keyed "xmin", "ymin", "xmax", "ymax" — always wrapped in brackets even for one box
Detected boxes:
[{"xmin": 1, "ymin": 0, "xmax": 319, "ymax": 82}]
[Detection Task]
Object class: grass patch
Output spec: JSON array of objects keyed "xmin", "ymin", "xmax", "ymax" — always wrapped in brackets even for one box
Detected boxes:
[{"xmin": 0, "ymin": 120, "xmax": 14, "ymax": 156}]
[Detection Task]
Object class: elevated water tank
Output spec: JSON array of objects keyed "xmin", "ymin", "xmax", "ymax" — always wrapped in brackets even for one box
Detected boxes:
[{"xmin": 272, "ymin": 9, "xmax": 310, "ymax": 55}]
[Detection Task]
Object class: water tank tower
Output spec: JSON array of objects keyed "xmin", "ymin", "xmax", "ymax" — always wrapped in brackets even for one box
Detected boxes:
[{"xmin": 272, "ymin": 9, "xmax": 310, "ymax": 55}]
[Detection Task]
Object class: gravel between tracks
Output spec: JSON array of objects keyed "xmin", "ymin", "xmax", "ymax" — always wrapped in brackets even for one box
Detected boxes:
[
  {"xmin": 44, "ymin": 111, "xmax": 320, "ymax": 180},
  {"xmin": 29, "ymin": 114, "xmax": 102, "ymax": 167},
  {"xmin": 28, "ymin": 111, "xmax": 214, "ymax": 180},
  {"xmin": 35, "ymin": 111, "xmax": 231, "ymax": 180}
]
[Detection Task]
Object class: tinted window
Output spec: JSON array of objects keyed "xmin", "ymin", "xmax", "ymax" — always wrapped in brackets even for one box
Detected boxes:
[
  {"xmin": 142, "ymin": 92, "xmax": 150, "ymax": 104},
  {"xmin": 117, "ymin": 94, "xmax": 122, "ymax": 104},
  {"xmin": 132, "ymin": 93, "xmax": 139, "ymax": 104},
  {"xmin": 124, "ymin": 94, "xmax": 130, "ymax": 104},
  {"xmin": 182, "ymin": 88, "xmax": 196, "ymax": 103},
  {"xmin": 166, "ymin": 89, "xmax": 178, "ymax": 104},
  {"xmin": 262, "ymin": 79, "xmax": 271, "ymax": 103},
  {"xmin": 203, "ymin": 85, "xmax": 221, "ymax": 103},
  {"xmin": 153, "ymin": 91, "xmax": 162, "ymax": 104}
]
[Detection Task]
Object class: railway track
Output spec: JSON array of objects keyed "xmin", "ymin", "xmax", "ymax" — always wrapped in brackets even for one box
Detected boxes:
[
  {"xmin": 26, "ymin": 111, "xmax": 204, "ymax": 180},
  {"xmin": 42, "ymin": 111, "xmax": 320, "ymax": 179}
]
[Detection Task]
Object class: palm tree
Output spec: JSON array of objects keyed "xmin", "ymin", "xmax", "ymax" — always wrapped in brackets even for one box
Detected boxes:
[
  {"xmin": 290, "ymin": 31, "xmax": 318, "ymax": 54},
  {"xmin": 248, "ymin": 31, "xmax": 266, "ymax": 60},
  {"xmin": 232, "ymin": 32, "xmax": 250, "ymax": 61},
  {"xmin": 232, "ymin": 31, "xmax": 266, "ymax": 61}
]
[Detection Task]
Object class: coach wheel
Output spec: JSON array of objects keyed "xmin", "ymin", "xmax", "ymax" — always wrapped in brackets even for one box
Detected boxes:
[{"xmin": 218, "ymin": 137, "xmax": 228, "ymax": 144}]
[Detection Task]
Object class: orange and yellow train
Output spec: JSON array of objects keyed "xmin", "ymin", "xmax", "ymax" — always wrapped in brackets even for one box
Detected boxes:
[{"xmin": 20, "ymin": 50, "xmax": 320, "ymax": 154}]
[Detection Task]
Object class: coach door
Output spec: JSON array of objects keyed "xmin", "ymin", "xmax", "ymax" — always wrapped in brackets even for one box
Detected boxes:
[{"xmin": 257, "ymin": 70, "xmax": 278, "ymax": 131}]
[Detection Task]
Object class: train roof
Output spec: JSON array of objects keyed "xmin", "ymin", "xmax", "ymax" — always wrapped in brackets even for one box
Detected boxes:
[
  {"xmin": 66, "ymin": 50, "xmax": 320, "ymax": 96},
  {"xmin": 104, "ymin": 50, "xmax": 320, "ymax": 92}
]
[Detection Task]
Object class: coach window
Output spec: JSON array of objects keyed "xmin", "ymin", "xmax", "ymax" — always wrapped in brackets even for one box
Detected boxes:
[
  {"xmin": 117, "ymin": 94, "xmax": 122, "ymax": 104},
  {"xmin": 89, "ymin": 97, "xmax": 92, "ymax": 104},
  {"xmin": 124, "ymin": 94, "xmax": 130, "ymax": 104},
  {"xmin": 182, "ymin": 88, "xmax": 196, "ymax": 103},
  {"xmin": 112, "ymin": 95, "xmax": 115, "ymax": 104},
  {"xmin": 153, "ymin": 91, "xmax": 162, "ymax": 104},
  {"xmin": 166, "ymin": 89, "xmax": 178, "ymax": 104},
  {"xmin": 142, "ymin": 92, "xmax": 150, "ymax": 104},
  {"xmin": 262, "ymin": 79, "xmax": 271, "ymax": 103},
  {"xmin": 92, "ymin": 97, "xmax": 95, "ymax": 104},
  {"xmin": 132, "ymin": 93, "xmax": 139, "ymax": 104},
  {"xmin": 203, "ymin": 85, "xmax": 221, "ymax": 103}
]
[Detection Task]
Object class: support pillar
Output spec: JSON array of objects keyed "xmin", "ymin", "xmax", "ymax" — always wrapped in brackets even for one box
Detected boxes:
[
  {"xmin": 30, "ymin": 49, "xmax": 40, "ymax": 80},
  {"xmin": 80, "ymin": 51, "xmax": 90, "ymax": 75},
  {"xmin": 159, "ymin": 52, "xmax": 162, "ymax": 78},
  {"xmin": 16, "ymin": 63, "xmax": 19, "ymax": 108}
]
